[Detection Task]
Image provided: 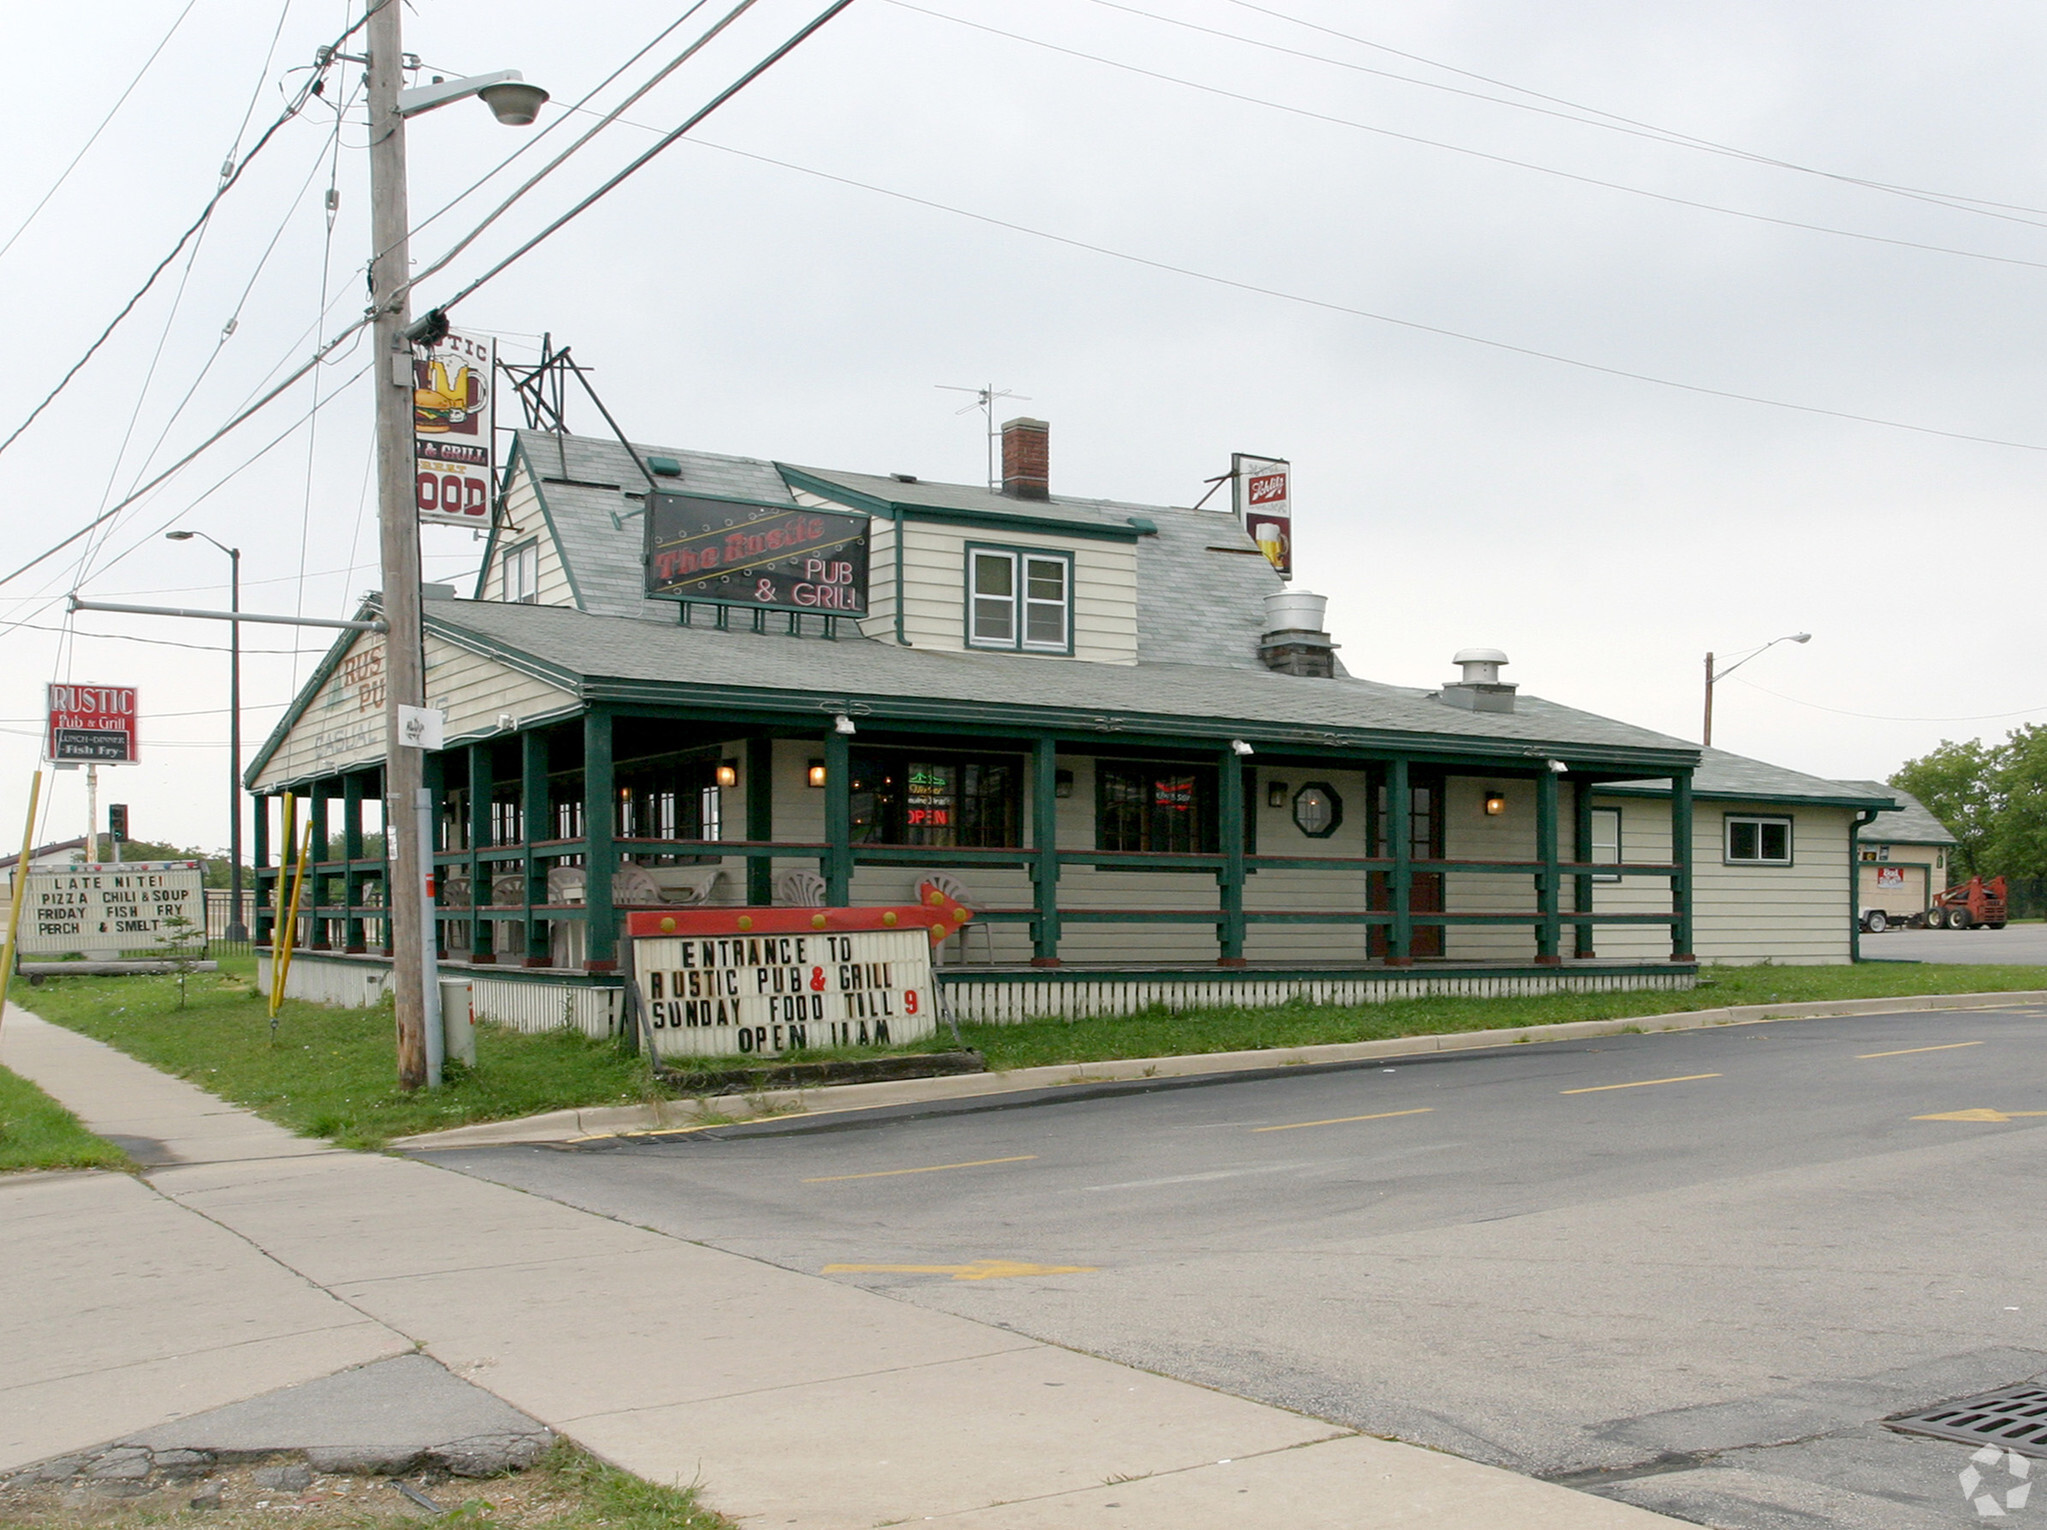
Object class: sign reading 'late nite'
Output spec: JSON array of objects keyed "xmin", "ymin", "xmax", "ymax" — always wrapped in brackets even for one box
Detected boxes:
[{"xmin": 644, "ymin": 491, "xmax": 868, "ymax": 615}]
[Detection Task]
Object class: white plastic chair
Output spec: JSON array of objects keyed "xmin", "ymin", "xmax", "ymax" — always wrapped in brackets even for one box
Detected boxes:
[{"xmin": 924, "ymin": 872, "xmax": 995, "ymax": 964}]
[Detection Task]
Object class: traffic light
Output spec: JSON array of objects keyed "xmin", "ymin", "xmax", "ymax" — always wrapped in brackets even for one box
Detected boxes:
[{"xmin": 108, "ymin": 803, "xmax": 128, "ymax": 843}]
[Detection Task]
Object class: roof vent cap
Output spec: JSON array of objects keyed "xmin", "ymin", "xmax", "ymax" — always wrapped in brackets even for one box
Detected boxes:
[{"xmin": 1453, "ymin": 647, "xmax": 1508, "ymax": 684}]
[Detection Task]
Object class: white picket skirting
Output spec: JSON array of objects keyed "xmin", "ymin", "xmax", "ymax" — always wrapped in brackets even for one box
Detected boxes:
[{"xmin": 257, "ymin": 954, "xmax": 622, "ymax": 1039}]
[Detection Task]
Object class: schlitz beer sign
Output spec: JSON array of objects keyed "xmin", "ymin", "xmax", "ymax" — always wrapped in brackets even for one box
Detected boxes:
[{"xmin": 645, "ymin": 491, "xmax": 868, "ymax": 615}]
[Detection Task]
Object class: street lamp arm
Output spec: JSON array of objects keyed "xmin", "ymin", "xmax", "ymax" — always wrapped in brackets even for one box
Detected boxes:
[
  {"xmin": 398, "ymin": 70, "xmax": 547, "ymax": 123},
  {"xmin": 1711, "ymin": 632, "xmax": 1811, "ymax": 685}
]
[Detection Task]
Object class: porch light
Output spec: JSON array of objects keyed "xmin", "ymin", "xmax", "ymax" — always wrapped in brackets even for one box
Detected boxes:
[
  {"xmin": 1267, "ymin": 781, "xmax": 1288, "ymax": 809},
  {"xmin": 808, "ymin": 760, "xmax": 827, "ymax": 788},
  {"xmin": 1054, "ymin": 769, "xmax": 1074, "ymax": 798},
  {"xmin": 715, "ymin": 761, "xmax": 738, "ymax": 788},
  {"xmin": 1231, "ymin": 738, "xmax": 1254, "ymax": 756},
  {"xmin": 833, "ymin": 713, "xmax": 856, "ymax": 735},
  {"xmin": 1484, "ymin": 790, "xmax": 1507, "ymax": 816}
]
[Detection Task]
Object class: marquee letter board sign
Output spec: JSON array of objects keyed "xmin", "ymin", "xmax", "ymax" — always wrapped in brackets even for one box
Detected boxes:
[
  {"xmin": 625, "ymin": 905, "xmax": 964, "ymax": 1059},
  {"xmin": 644, "ymin": 491, "xmax": 869, "ymax": 616},
  {"xmin": 19, "ymin": 861, "xmax": 205, "ymax": 954}
]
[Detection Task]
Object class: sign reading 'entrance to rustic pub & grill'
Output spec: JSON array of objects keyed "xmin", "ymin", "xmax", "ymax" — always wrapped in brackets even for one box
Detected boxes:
[
  {"xmin": 644, "ymin": 491, "xmax": 868, "ymax": 616},
  {"xmin": 624, "ymin": 903, "xmax": 970, "ymax": 1060}
]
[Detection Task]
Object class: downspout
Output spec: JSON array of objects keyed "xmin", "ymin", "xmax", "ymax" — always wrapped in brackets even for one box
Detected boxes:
[
  {"xmin": 893, "ymin": 504, "xmax": 911, "ymax": 646},
  {"xmin": 1849, "ymin": 807, "xmax": 1880, "ymax": 961}
]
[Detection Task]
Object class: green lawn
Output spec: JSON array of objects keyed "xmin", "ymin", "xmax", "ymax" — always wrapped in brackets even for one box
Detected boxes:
[
  {"xmin": 0, "ymin": 1063, "xmax": 133, "ymax": 1173},
  {"xmin": 10, "ymin": 958, "xmax": 663, "ymax": 1151},
  {"xmin": 957, "ymin": 961, "xmax": 2047, "ymax": 1071},
  {"xmin": 14, "ymin": 957, "xmax": 2047, "ymax": 1147}
]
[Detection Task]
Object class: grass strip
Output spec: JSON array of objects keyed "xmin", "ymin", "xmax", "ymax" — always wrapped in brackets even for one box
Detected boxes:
[
  {"xmin": 9, "ymin": 958, "xmax": 664, "ymax": 1152},
  {"xmin": 956, "ymin": 961, "xmax": 2047, "ymax": 1070},
  {"xmin": 0, "ymin": 1063, "xmax": 133, "ymax": 1173}
]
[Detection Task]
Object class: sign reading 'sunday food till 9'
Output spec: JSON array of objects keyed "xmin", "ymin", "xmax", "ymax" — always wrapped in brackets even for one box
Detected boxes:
[
  {"xmin": 632, "ymin": 925, "xmax": 936, "ymax": 1058},
  {"xmin": 644, "ymin": 491, "xmax": 868, "ymax": 615}
]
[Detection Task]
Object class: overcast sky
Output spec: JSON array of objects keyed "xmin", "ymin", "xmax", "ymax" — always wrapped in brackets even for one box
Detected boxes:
[{"xmin": 4, "ymin": 0, "xmax": 2044, "ymax": 856}]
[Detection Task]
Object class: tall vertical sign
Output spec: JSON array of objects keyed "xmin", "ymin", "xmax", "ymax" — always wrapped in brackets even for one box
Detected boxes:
[
  {"xmin": 414, "ymin": 330, "xmax": 496, "ymax": 527},
  {"xmin": 46, "ymin": 684, "xmax": 138, "ymax": 764},
  {"xmin": 1231, "ymin": 453, "xmax": 1292, "ymax": 579}
]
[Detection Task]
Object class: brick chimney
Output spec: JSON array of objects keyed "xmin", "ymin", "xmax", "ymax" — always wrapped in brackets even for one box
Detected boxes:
[{"xmin": 1000, "ymin": 417, "xmax": 1049, "ymax": 500}]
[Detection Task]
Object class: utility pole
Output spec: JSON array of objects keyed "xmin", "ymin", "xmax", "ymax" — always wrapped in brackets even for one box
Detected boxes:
[
  {"xmin": 226, "ymin": 545, "xmax": 244, "ymax": 940},
  {"xmin": 367, "ymin": 0, "xmax": 428, "ymax": 1089},
  {"xmin": 1702, "ymin": 651, "xmax": 1714, "ymax": 747}
]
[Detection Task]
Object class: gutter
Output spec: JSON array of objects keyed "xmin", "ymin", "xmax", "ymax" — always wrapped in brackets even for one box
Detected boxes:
[{"xmin": 1849, "ymin": 806, "xmax": 1882, "ymax": 961}]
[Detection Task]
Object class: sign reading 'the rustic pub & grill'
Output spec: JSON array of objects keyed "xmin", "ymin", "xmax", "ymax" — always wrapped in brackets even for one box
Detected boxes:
[{"xmin": 644, "ymin": 491, "xmax": 868, "ymax": 615}]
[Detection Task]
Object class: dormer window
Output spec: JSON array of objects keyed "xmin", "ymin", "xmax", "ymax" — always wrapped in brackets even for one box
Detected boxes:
[
  {"xmin": 504, "ymin": 540, "xmax": 538, "ymax": 604},
  {"xmin": 968, "ymin": 545, "xmax": 1071, "ymax": 653}
]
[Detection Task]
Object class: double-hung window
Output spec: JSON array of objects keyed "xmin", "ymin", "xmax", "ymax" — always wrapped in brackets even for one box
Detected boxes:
[
  {"xmin": 1590, "ymin": 807, "xmax": 1622, "ymax": 883},
  {"xmin": 1724, "ymin": 814, "xmax": 1792, "ymax": 866},
  {"xmin": 503, "ymin": 541, "xmax": 538, "ymax": 603},
  {"xmin": 968, "ymin": 546, "xmax": 1071, "ymax": 652}
]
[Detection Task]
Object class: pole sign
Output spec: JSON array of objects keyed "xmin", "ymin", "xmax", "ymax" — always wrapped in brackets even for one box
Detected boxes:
[
  {"xmin": 624, "ymin": 903, "xmax": 969, "ymax": 1059},
  {"xmin": 1230, "ymin": 452, "xmax": 1292, "ymax": 579},
  {"xmin": 414, "ymin": 329, "xmax": 496, "ymax": 527},
  {"xmin": 644, "ymin": 491, "xmax": 869, "ymax": 615},
  {"xmin": 17, "ymin": 861, "xmax": 205, "ymax": 954},
  {"xmin": 46, "ymin": 683, "xmax": 138, "ymax": 764}
]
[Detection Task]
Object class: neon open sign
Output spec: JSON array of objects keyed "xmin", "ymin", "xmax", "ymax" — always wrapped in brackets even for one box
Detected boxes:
[{"xmin": 645, "ymin": 491, "xmax": 869, "ymax": 615}]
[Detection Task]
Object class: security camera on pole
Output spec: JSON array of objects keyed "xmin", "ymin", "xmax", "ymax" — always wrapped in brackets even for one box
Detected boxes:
[{"xmin": 363, "ymin": 0, "xmax": 544, "ymax": 1088}]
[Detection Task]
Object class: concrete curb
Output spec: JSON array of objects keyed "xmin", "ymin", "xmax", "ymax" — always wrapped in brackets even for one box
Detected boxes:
[{"xmin": 390, "ymin": 987, "xmax": 2047, "ymax": 1151}]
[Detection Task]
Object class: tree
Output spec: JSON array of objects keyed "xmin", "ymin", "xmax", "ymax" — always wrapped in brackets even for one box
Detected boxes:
[
  {"xmin": 1891, "ymin": 739, "xmax": 2000, "ymax": 877},
  {"xmin": 1991, "ymin": 723, "xmax": 2047, "ymax": 882}
]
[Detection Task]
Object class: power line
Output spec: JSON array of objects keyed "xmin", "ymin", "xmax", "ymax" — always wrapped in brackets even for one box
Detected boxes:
[
  {"xmin": 0, "ymin": 0, "xmax": 203, "ymax": 262},
  {"xmin": 423, "ymin": 0, "xmax": 862, "ymax": 318},
  {"xmin": 0, "ymin": 8, "xmax": 368, "ymax": 465},
  {"xmin": 1728, "ymin": 676, "xmax": 2047, "ymax": 725},
  {"xmin": 678, "ymin": 136, "xmax": 2047, "ymax": 454},
  {"xmin": 889, "ymin": 1, "xmax": 2047, "ymax": 273},
  {"xmin": 1218, "ymin": 0, "xmax": 2047, "ymax": 231}
]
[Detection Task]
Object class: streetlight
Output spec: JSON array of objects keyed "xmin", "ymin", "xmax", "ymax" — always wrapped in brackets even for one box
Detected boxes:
[
  {"xmin": 165, "ymin": 531, "xmax": 244, "ymax": 940},
  {"xmin": 360, "ymin": 1, "xmax": 546, "ymax": 1089},
  {"xmin": 1703, "ymin": 633, "xmax": 1811, "ymax": 746}
]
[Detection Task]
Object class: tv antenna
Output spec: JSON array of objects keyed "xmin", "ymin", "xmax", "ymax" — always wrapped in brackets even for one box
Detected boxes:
[{"xmin": 937, "ymin": 383, "xmax": 1029, "ymax": 490}]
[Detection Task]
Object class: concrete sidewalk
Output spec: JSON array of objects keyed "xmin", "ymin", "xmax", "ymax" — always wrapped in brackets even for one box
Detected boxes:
[{"xmin": 1, "ymin": 1003, "xmax": 1689, "ymax": 1528}]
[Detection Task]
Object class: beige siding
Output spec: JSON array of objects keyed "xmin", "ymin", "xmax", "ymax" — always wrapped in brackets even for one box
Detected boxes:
[
  {"xmin": 478, "ymin": 466, "xmax": 575, "ymax": 607},
  {"xmin": 1440, "ymin": 775, "xmax": 1542, "ymax": 962},
  {"xmin": 255, "ymin": 633, "xmax": 576, "ymax": 790},
  {"xmin": 1587, "ymin": 796, "xmax": 1853, "ymax": 965},
  {"xmin": 1859, "ymin": 841, "xmax": 1946, "ymax": 917}
]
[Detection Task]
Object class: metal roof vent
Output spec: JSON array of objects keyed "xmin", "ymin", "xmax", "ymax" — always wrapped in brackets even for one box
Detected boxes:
[
  {"xmin": 1258, "ymin": 591, "xmax": 1337, "ymax": 678},
  {"xmin": 1442, "ymin": 647, "xmax": 1516, "ymax": 713}
]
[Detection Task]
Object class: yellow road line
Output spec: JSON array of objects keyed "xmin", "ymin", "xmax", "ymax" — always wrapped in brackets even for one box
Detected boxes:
[
  {"xmin": 1858, "ymin": 1041, "xmax": 1985, "ymax": 1059},
  {"xmin": 1913, "ymin": 1108, "xmax": 2047, "ymax": 1123},
  {"xmin": 1561, "ymin": 1073, "xmax": 1722, "ymax": 1095},
  {"xmin": 1252, "ymin": 1107, "xmax": 1433, "ymax": 1133},
  {"xmin": 803, "ymin": 1154, "xmax": 1037, "ymax": 1183},
  {"xmin": 822, "ymin": 1259, "xmax": 1095, "ymax": 1281}
]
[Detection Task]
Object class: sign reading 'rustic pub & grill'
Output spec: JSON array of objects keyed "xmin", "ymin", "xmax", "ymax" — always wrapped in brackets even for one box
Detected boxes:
[{"xmin": 644, "ymin": 491, "xmax": 868, "ymax": 615}]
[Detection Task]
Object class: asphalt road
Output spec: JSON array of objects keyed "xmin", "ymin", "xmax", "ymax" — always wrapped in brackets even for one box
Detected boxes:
[
  {"xmin": 423, "ymin": 1003, "xmax": 2047, "ymax": 1529},
  {"xmin": 1865, "ymin": 921, "xmax": 2047, "ymax": 964}
]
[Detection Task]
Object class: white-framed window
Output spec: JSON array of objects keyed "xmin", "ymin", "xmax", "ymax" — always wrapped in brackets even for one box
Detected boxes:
[
  {"xmin": 503, "ymin": 540, "xmax": 538, "ymax": 603},
  {"xmin": 1590, "ymin": 806, "xmax": 1622, "ymax": 883},
  {"xmin": 967, "ymin": 545, "xmax": 1071, "ymax": 652},
  {"xmin": 1725, "ymin": 814, "xmax": 1793, "ymax": 866}
]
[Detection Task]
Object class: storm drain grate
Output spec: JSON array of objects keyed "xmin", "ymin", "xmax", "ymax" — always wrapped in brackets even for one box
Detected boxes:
[{"xmin": 1887, "ymin": 1385, "xmax": 2047, "ymax": 1458}]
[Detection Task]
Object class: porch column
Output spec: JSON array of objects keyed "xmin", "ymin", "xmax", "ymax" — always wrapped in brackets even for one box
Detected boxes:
[
  {"xmin": 1572, "ymin": 777, "xmax": 1596, "ymax": 960},
  {"xmin": 522, "ymin": 729, "xmax": 550, "ymax": 965},
  {"xmin": 1387, "ymin": 758, "xmax": 1414, "ymax": 965},
  {"xmin": 422, "ymin": 753, "xmax": 446, "ymax": 958},
  {"xmin": 1217, "ymin": 744, "xmax": 1247, "ymax": 965},
  {"xmin": 1031, "ymin": 736, "xmax": 1061, "ymax": 965},
  {"xmin": 307, "ymin": 784, "xmax": 330, "ymax": 949},
  {"xmin": 467, "ymin": 742, "xmax": 494, "ymax": 963},
  {"xmin": 1534, "ymin": 767, "xmax": 1561, "ymax": 964},
  {"xmin": 376, "ymin": 768, "xmax": 392, "ymax": 955},
  {"xmin": 252, "ymin": 792, "xmax": 272, "ymax": 946},
  {"xmin": 583, "ymin": 708, "xmax": 617, "ymax": 970},
  {"xmin": 342, "ymin": 774, "xmax": 366, "ymax": 952},
  {"xmin": 745, "ymin": 734, "xmax": 774, "ymax": 906},
  {"xmin": 1670, "ymin": 768, "xmax": 1695, "ymax": 961},
  {"xmin": 822, "ymin": 727, "xmax": 852, "ymax": 905}
]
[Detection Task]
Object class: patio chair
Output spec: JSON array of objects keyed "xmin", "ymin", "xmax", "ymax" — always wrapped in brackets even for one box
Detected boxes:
[
  {"xmin": 921, "ymin": 872, "xmax": 995, "ymax": 963},
  {"xmin": 775, "ymin": 868, "xmax": 827, "ymax": 907}
]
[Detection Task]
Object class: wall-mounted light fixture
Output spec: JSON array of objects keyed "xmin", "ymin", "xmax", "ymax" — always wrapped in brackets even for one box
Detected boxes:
[
  {"xmin": 1054, "ymin": 769, "xmax": 1074, "ymax": 799},
  {"xmin": 807, "ymin": 760, "xmax": 827, "ymax": 788},
  {"xmin": 1267, "ymin": 781, "xmax": 1289, "ymax": 809},
  {"xmin": 1547, "ymin": 758, "xmax": 1569, "ymax": 775},
  {"xmin": 1483, "ymin": 789, "xmax": 1507, "ymax": 817},
  {"xmin": 1230, "ymin": 738, "xmax": 1254, "ymax": 757},
  {"xmin": 833, "ymin": 713, "xmax": 857, "ymax": 736},
  {"xmin": 715, "ymin": 761, "xmax": 738, "ymax": 788}
]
